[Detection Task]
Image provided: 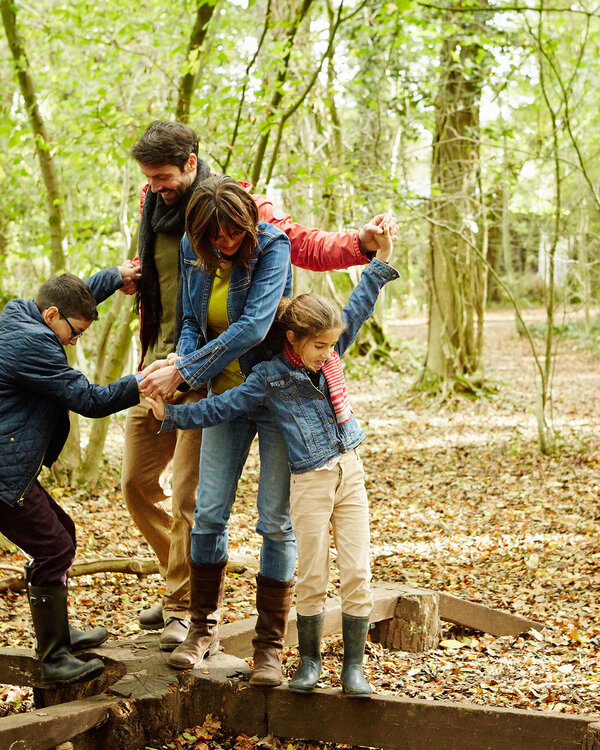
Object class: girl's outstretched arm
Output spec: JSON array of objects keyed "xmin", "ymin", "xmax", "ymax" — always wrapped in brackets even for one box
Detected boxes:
[
  {"xmin": 148, "ymin": 372, "xmax": 268, "ymax": 433},
  {"xmin": 335, "ymin": 256, "xmax": 399, "ymax": 358}
]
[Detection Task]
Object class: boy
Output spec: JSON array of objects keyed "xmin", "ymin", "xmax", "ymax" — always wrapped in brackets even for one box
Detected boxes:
[{"xmin": 0, "ymin": 269, "xmax": 141, "ymax": 686}]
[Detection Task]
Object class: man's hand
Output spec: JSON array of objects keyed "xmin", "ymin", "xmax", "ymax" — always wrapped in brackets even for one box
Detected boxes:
[
  {"xmin": 140, "ymin": 359, "xmax": 169, "ymax": 378},
  {"xmin": 358, "ymin": 214, "xmax": 398, "ymax": 254},
  {"xmin": 145, "ymin": 393, "xmax": 166, "ymax": 421},
  {"xmin": 139, "ymin": 365, "xmax": 184, "ymax": 398},
  {"xmin": 118, "ymin": 260, "xmax": 142, "ymax": 295}
]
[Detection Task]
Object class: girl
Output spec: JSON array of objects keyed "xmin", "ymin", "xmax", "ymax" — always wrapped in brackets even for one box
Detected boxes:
[{"xmin": 146, "ymin": 227, "xmax": 397, "ymax": 697}]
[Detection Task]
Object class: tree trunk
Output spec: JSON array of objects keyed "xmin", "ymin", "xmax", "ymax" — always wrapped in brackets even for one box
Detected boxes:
[
  {"xmin": 425, "ymin": 22, "xmax": 486, "ymax": 389},
  {"xmin": 250, "ymin": 0, "xmax": 313, "ymax": 188},
  {"xmin": 175, "ymin": 0, "xmax": 218, "ymax": 123},
  {"xmin": 76, "ymin": 301, "xmax": 136, "ymax": 486},
  {"xmin": 0, "ymin": 0, "xmax": 65, "ymax": 272}
]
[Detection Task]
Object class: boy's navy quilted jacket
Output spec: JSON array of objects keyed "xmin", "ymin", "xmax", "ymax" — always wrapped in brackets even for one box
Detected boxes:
[{"xmin": 0, "ymin": 268, "xmax": 140, "ymax": 507}]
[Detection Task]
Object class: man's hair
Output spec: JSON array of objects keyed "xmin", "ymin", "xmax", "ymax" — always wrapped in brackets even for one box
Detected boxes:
[
  {"xmin": 35, "ymin": 273, "xmax": 99, "ymax": 322},
  {"xmin": 185, "ymin": 175, "xmax": 259, "ymax": 276},
  {"xmin": 130, "ymin": 121, "xmax": 199, "ymax": 170}
]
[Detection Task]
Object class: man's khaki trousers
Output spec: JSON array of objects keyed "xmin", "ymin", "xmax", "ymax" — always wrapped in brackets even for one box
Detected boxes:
[{"xmin": 122, "ymin": 389, "xmax": 205, "ymax": 618}]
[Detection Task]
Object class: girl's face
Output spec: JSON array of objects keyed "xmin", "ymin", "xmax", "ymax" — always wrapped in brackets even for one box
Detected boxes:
[
  {"xmin": 211, "ymin": 225, "xmax": 246, "ymax": 258},
  {"xmin": 287, "ymin": 328, "xmax": 341, "ymax": 372}
]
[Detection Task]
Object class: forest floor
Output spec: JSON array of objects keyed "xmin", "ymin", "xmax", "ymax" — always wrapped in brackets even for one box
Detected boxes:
[{"xmin": 1, "ymin": 307, "xmax": 600, "ymax": 748}]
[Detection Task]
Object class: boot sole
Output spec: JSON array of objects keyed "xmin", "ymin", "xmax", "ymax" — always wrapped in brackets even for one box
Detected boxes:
[
  {"xmin": 40, "ymin": 662, "xmax": 105, "ymax": 687},
  {"xmin": 71, "ymin": 633, "xmax": 110, "ymax": 653},
  {"xmin": 288, "ymin": 684, "xmax": 316, "ymax": 693},
  {"xmin": 249, "ymin": 677, "xmax": 282, "ymax": 687},
  {"xmin": 139, "ymin": 622, "xmax": 164, "ymax": 631},
  {"xmin": 167, "ymin": 643, "xmax": 220, "ymax": 669},
  {"xmin": 342, "ymin": 690, "xmax": 372, "ymax": 698}
]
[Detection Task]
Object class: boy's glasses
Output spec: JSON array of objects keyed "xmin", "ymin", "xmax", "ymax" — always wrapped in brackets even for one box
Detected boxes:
[{"xmin": 57, "ymin": 309, "xmax": 85, "ymax": 341}]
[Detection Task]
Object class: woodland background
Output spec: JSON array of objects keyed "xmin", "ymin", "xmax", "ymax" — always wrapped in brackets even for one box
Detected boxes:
[
  {"xmin": 2, "ymin": 0, "xmax": 600, "ymax": 471},
  {"xmin": 2, "ymin": 0, "xmax": 600, "ymax": 741}
]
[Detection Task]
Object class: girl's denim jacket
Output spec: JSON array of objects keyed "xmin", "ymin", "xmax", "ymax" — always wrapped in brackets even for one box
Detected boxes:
[
  {"xmin": 162, "ymin": 258, "xmax": 399, "ymax": 473},
  {"xmin": 175, "ymin": 222, "xmax": 292, "ymax": 388}
]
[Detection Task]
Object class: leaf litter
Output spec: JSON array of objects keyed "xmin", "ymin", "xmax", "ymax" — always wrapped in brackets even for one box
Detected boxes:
[{"xmin": 1, "ymin": 313, "xmax": 600, "ymax": 744}]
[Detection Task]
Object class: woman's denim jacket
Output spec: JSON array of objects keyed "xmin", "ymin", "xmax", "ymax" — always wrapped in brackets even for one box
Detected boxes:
[
  {"xmin": 163, "ymin": 258, "xmax": 399, "ymax": 473},
  {"xmin": 175, "ymin": 222, "xmax": 292, "ymax": 388}
]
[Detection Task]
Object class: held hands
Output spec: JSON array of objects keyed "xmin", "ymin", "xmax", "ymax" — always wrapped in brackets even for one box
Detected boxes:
[
  {"xmin": 374, "ymin": 222, "xmax": 393, "ymax": 263},
  {"xmin": 139, "ymin": 364, "xmax": 184, "ymax": 398},
  {"xmin": 145, "ymin": 393, "xmax": 166, "ymax": 421},
  {"xmin": 139, "ymin": 355, "xmax": 184, "ymax": 398},
  {"xmin": 118, "ymin": 260, "xmax": 141, "ymax": 295},
  {"xmin": 358, "ymin": 214, "xmax": 398, "ymax": 255}
]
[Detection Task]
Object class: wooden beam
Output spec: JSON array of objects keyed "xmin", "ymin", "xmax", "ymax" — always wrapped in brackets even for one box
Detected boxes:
[
  {"xmin": 438, "ymin": 592, "xmax": 543, "ymax": 636},
  {"xmin": 267, "ymin": 687, "xmax": 598, "ymax": 750},
  {"xmin": 0, "ymin": 695, "xmax": 114, "ymax": 750},
  {"xmin": 0, "ymin": 647, "xmax": 40, "ymax": 686},
  {"xmin": 219, "ymin": 584, "xmax": 400, "ymax": 657}
]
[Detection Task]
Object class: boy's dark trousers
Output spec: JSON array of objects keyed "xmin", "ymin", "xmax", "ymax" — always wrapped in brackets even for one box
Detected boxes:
[
  {"xmin": 0, "ymin": 480, "xmax": 106, "ymax": 685},
  {"xmin": 0, "ymin": 480, "xmax": 76, "ymax": 585}
]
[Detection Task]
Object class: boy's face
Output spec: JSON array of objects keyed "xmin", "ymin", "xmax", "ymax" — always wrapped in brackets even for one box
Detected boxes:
[{"xmin": 42, "ymin": 306, "xmax": 92, "ymax": 346}]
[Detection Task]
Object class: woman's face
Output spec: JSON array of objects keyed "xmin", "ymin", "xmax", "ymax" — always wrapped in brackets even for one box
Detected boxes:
[{"xmin": 211, "ymin": 225, "xmax": 246, "ymax": 258}]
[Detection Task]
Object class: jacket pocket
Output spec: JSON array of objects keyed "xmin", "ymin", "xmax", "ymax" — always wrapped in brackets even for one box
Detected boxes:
[{"xmin": 267, "ymin": 377, "xmax": 299, "ymax": 400}]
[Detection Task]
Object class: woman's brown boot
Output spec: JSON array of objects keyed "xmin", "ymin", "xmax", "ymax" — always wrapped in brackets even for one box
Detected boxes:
[
  {"xmin": 168, "ymin": 559, "xmax": 227, "ymax": 670},
  {"xmin": 250, "ymin": 574, "xmax": 294, "ymax": 686}
]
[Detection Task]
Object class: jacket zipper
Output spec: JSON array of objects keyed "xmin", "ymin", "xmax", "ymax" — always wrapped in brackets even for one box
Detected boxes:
[{"xmin": 18, "ymin": 456, "xmax": 44, "ymax": 505}]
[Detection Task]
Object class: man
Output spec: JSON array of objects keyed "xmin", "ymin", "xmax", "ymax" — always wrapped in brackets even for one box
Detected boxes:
[{"xmin": 123, "ymin": 120, "xmax": 397, "ymax": 651}]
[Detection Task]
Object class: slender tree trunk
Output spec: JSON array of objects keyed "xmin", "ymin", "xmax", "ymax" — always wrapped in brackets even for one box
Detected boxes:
[
  {"xmin": 76, "ymin": 301, "xmax": 136, "ymax": 486},
  {"xmin": 250, "ymin": 0, "xmax": 313, "ymax": 187},
  {"xmin": 576, "ymin": 184, "xmax": 590, "ymax": 333},
  {"xmin": 0, "ymin": 0, "xmax": 65, "ymax": 272},
  {"xmin": 425, "ymin": 23, "xmax": 486, "ymax": 388},
  {"xmin": 175, "ymin": 0, "xmax": 218, "ymax": 123}
]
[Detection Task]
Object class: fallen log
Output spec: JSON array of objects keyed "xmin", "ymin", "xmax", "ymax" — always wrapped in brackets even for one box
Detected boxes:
[{"xmin": 0, "ymin": 555, "xmax": 256, "ymax": 592}]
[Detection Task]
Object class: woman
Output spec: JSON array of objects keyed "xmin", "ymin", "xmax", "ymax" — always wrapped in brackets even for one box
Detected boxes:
[{"xmin": 141, "ymin": 175, "xmax": 294, "ymax": 685}]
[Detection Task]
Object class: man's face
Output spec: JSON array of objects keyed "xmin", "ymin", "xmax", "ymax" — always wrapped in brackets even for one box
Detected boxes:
[{"xmin": 140, "ymin": 154, "xmax": 197, "ymax": 206}]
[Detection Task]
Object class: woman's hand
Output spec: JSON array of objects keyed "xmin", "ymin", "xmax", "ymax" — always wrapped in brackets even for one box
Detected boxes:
[
  {"xmin": 374, "ymin": 222, "xmax": 393, "ymax": 263},
  {"xmin": 145, "ymin": 393, "xmax": 166, "ymax": 421},
  {"xmin": 139, "ymin": 365, "xmax": 184, "ymax": 398}
]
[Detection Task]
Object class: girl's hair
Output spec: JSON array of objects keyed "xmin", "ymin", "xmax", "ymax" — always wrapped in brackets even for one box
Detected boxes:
[
  {"xmin": 270, "ymin": 293, "xmax": 345, "ymax": 351},
  {"xmin": 185, "ymin": 175, "xmax": 259, "ymax": 276}
]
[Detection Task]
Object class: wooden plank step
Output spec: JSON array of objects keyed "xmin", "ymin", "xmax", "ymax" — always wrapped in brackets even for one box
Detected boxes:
[
  {"xmin": 267, "ymin": 687, "xmax": 598, "ymax": 750},
  {"xmin": 0, "ymin": 695, "xmax": 115, "ymax": 750},
  {"xmin": 438, "ymin": 591, "xmax": 543, "ymax": 636}
]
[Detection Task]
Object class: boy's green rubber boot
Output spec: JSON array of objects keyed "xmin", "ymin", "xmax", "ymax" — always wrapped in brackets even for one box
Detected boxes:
[
  {"xmin": 341, "ymin": 613, "xmax": 372, "ymax": 698},
  {"xmin": 24, "ymin": 561, "xmax": 108, "ymax": 652},
  {"xmin": 29, "ymin": 584, "xmax": 105, "ymax": 686},
  {"xmin": 288, "ymin": 611, "xmax": 324, "ymax": 693}
]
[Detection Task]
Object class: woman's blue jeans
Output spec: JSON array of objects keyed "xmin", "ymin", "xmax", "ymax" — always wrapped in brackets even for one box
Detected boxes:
[{"xmin": 190, "ymin": 402, "xmax": 297, "ymax": 581}]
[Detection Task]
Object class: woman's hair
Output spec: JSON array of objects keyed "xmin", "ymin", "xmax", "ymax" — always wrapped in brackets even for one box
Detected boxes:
[
  {"xmin": 185, "ymin": 175, "xmax": 259, "ymax": 275},
  {"xmin": 35, "ymin": 273, "xmax": 99, "ymax": 321},
  {"xmin": 270, "ymin": 293, "xmax": 345, "ymax": 351}
]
